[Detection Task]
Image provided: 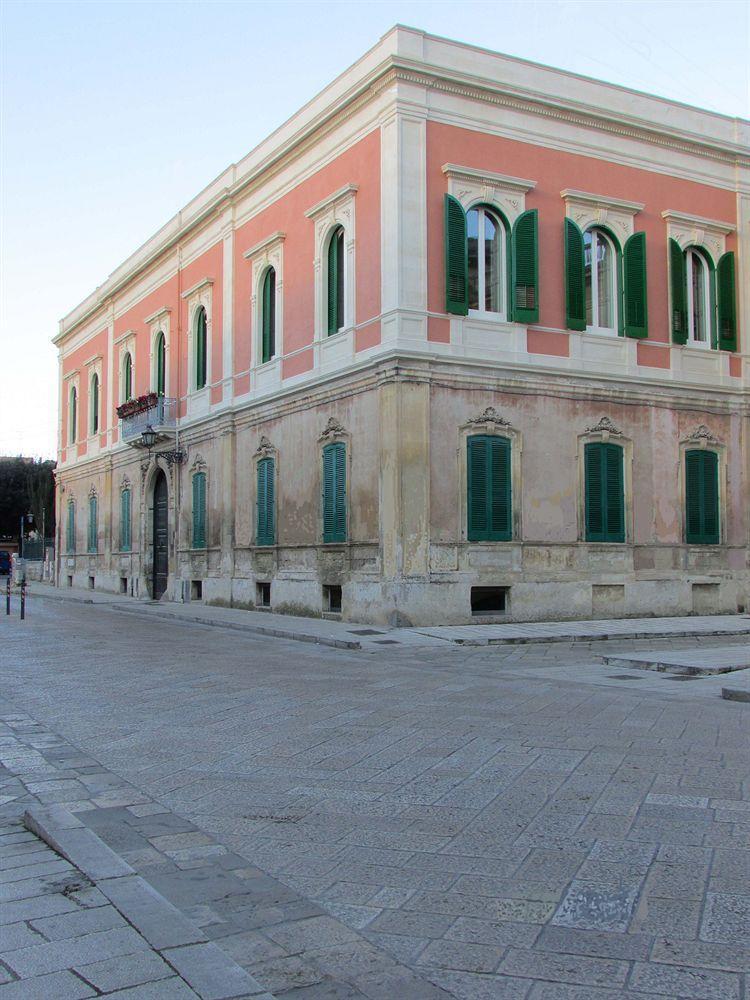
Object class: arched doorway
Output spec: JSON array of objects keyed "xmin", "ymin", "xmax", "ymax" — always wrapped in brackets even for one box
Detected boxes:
[{"xmin": 152, "ymin": 470, "xmax": 169, "ymax": 599}]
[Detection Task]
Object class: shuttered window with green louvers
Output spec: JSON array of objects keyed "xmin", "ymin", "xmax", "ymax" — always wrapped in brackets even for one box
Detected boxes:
[
  {"xmin": 155, "ymin": 332, "xmax": 166, "ymax": 395},
  {"xmin": 256, "ymin": 457, "xmax": 275, "ymax": 546},
  {"xmin": 622, "ymin": 232, "xmax": 648, "ymax": 338},
  {"xmin": 87, "ymin": 496, "xmax": 98, "ymax": 553},
  {"xmin": 511, "ymin": 209, "xmax": 539, "ymax": 323},
  {"xmin": 327, "ymin": 228, "xmax": 345, "ymax": 334},
  {"xmin": 564, "ymin": 218, "xmax": 586, "ymax": 331},
  {"xmin": 123, "ymin": 352, "xmax": 132, "ymax": 401},
  {"xmin": 192, "ymin": 472, "xmax": 207, "ymax": 549},
  {"xmin": 685, "ymin": 449, "xmax": 720, "ymax": 545},
  {"xmin": 467, "ymin": 435, "xmax": 512, "ymax": 542},
  {"xmin": 261, "ymin": 268, "xmax": 276, "ymax": 363},
  {"xmin": 584, "ymin": 442, "xmax": 625, "ymax": 543},
  {"xmin": 322, "ymin": 443, "xmax": 346, "ymax": 543},
  {"xmin": 195, "ymin": 308, "xmax": 207, "ymax": 390},
  {"xmin": 717, "ymin": 251, "xmax": 737, "ymax": 352},
  {"xmin": 67, "ymin": 501, "xmax": 75, "ymax": 553},
  {"xmin": 444, "ymin": 194, "xmax": 468, "ymax": 315},
  {"xmin": 120, "ymin": 489, "xmax": 131, "ymax": 552},
  {"xmin": 669, "ymin": 238, "xmax": 688, "ymax": 344}
]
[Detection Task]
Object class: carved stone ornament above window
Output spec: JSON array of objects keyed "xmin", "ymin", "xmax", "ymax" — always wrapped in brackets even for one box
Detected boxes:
[
  {"xmin": 121, "ymin": 475, "xmax": 131, "ymax": 491},
  {"xmin": 443, "ymin": 164, "xmax": 535, "ymax": 226},
  {"xmin": 254, "ymin": 435, "xmax": 276, "ymax": 459},
  {"xmin": 661, "ymin": 210, "xmax": 735, "ymax": 260},
  {"xmin": 88, "ymin": 484, "xmax": 98, "ymax": 498},
  {"xmin": 318, "ymin": 417, "xmax": 347, "ymax": 442},
  {"xmin": 467, "ymin": 407, "xmax": 512, "ymax": 428},
  {"xmin": 561, "ymin": 189, "xmax": 644, "ymax": 241},
  {"xmin": 684, "ymin": 424, "xmax": 722, "ymax": 448},
  {"xmin": 190, "ymin": 452, "xmax": 207, "ymax": 474},
  {"xmin": 584, "ymin": 416, "xmax": 623, "ymax": 438}
]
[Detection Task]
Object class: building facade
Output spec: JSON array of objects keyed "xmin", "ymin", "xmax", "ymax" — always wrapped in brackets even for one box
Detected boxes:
[{"xmin": 54, "ymin": 27, "xmax": 750, "ymax": 625}]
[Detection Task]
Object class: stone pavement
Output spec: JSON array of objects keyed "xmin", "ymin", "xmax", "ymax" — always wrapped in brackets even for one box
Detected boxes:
[
  {"xmin": 602, "ymin": 644, "xmax": 750, "ymax": 676},
  {"xmin": 2, "ymin": 597, "xmax": 750, "ymax": 998}
]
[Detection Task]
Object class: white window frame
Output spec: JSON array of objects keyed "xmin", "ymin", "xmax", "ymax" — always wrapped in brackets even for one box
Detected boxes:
[
  {"xmin": 89, "ymin": 372, "xmax": 100, "ymax": 436},
  {"xmin": 120, "ymin": 349, "xmax": 133, "ymax": 404},
  {"xmin": 305, "ymin": 185, "xmax": 357, "ymax": 343},
  {"xmin": 467, "ymin": 205, "xmax": 507, "ymax": 321},
  {"xmin": 69, "ymin": 383, "xmax": 78, "ymax": 445},
  {"xmin": 685, "ymin": 247, "xmax": 711, "ymax": 349},
  {"xmin": 584, "ymin": 227, "xmax": 619, "ymax": 337},
  {"xmin": 243, "ymin": 231, "xmax": 285, "ymax": 369},
  {"xmin": 181, "ymin": 279, "xmax": 213, "ymax": 397}
]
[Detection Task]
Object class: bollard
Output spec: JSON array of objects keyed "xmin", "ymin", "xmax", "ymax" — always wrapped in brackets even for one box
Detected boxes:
[
  {"xmin": 20, "ymin": 582, "xmax": 25, "ymax": 621},
  {"xmin": 5, "ymin": 576, "xmax": 9, "ymax": 616}
]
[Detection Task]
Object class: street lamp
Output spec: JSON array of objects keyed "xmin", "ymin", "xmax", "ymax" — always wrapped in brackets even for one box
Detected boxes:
[{"xmin": 141, "ymin": 425, "xmax": 158, "ymax": 449}]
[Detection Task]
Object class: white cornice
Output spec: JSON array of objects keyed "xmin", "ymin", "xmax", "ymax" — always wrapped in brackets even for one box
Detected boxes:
[
  {"xmin": 63, "ymin": 369, "xmax": 79, "ymax": 381},
  {"xmin": 83, "ymin": 354, "xmax": 103, "ymax": 367},
  {"xmin": 304, "ymin": 184, "xmax": 359, "ymax": 220},
  {"xmin": 143, "ymin": 306, "xmax": 172, "ymax": 324},
  {"xmin": 180, "ymin": 277, "xmax": 214, "ymax": 300},
  {"xmin": 561, "ymin": 189, "xmax": 644, "ymax": 213},
  {"xmin": 242, "ymin": 231, "xmax": 286, "ymax": 260},
  {"xmin": 442, "ymin": 163, "xmax": 536, "ymax": 193},
  {"xmin": 114, "ymin": 329, "xmax": 135, "ymax": 346},
  {"xmin": 661, "ymin": 210, "xmax": 736, "ymax": 235}
]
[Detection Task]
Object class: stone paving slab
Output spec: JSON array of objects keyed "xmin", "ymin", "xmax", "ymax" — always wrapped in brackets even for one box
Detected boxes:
[{"xmin": 601, "ymin": 645, "xmax": 750, "ymax": 676}]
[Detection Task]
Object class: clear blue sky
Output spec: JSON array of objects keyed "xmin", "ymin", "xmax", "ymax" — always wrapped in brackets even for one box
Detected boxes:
[{"xmin": 1, "ymin": 0, "xmax": 748, "ymax": 459}]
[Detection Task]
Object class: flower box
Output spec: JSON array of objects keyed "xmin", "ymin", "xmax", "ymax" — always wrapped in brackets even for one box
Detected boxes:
[{"xmin": 117, "ymin": 392, "xmax": 159, "ymax": 420}]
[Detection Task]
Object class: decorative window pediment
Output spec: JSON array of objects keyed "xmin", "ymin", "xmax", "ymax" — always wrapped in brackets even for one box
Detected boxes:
[
  {"xmin": 662, "ymin": 210, "xmax": 734, "ymax": 260},
  {"xmin": 562, "ymin": 189, "xmax": 643, "ymax": 241},
  {"xmin": 444, "ymin": 164, "xmax": 535, "ymax": 225}
]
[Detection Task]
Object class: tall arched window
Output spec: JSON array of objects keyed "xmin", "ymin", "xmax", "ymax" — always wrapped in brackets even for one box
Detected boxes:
[
  {"xmin": 326, "ymin": 226, "xmax": 345, "ymax": 334},
  {"xmin": 88, "ymin": 494, "xmax": 98, "ymax": 553},
  {"xmin": 194, "ymin": 307, "xmax": 207, "ymax": 390},
  {"xmin": 686, "ymin": 248, "xmax": 711, "ymax": 346},
  {"xmin": 584, "ymin": 228, "xmax": 617, "ymax": 334},
  {"xmin": 66, "ymin": 500, "xmax": 76, "ymax": 553},
  {"xmin": 69, "ymin": 387, "xmax": 77, "ymax": 445},
  {"xmin": 155, "ymin": 332, "xmax": 166, "ymax": 395},
  {"xmin": 261, "ymin": 267, "xmax": 276, "ymax": 363},
  {"xmin": 467, "ymin": 206, "xmax": 505, "ymax": 316},
  {"xmin": 90, "ymin": 374, "xmax": 99, "ymax": 435},
  {"xmin": 123, "ymin": 352, "xmax": 132, "ymax": 402}
]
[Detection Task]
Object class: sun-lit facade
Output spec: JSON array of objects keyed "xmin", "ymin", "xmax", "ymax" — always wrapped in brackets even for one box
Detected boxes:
[{"xmin": 54, "ymin": 27, "xmax": 749, "ymax": 624}]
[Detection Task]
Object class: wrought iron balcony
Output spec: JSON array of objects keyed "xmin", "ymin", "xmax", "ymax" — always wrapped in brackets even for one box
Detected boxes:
[{"xmin": 120, "ymin": 396, "xmax": 177, "ymax": 446}]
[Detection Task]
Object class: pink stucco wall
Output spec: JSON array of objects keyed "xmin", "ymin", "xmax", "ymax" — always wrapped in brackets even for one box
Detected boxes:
[
  {"xmin": 61, "ymin": 328, "xmax": 108, "ymax": 453},
  {"xmin": 425, "ymin": 121, "xmax": 739, "ymax": 352}
]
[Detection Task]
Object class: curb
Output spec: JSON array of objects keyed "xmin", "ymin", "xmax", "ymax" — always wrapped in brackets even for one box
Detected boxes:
[
  {"xmin": 23, "ymin": 805, "xmax": 275, "ymax": 1000},
  {"xmin": 722, "ymin": 686, "xmax": 750, "ymax": 702}
]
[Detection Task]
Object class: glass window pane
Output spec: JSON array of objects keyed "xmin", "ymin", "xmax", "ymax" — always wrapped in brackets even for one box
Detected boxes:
[
  {"xmin": 692, "ymin": 253, "xmax": 706, "ymax": 342},
  {"xmin": 584, "ymin": 230, "xmax": 593, "ymax": 327},
  {"xmin": 467, "ymin": 210, "xmax": 479, "ymax": 310},
  {"xmin": 597, "ymin": 235, "xmax": 614, "ymax": 329},
  {"xmin": 484, "ymin": 213, "xmax": 500, "ymax": 313}
]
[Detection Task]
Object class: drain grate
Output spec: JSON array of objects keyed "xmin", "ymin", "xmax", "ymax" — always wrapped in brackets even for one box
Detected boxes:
[
  {"xmin": 373, "ymin": 639, "xmax": 400, "ymax": 645},
  {"xmin": 662, "ymin": 674, "xmax": 700, "ymax": 681},
  {"xmin": 608, "ymin": 674, "xmax": 644, "ymax": 681},
  {"xmin": 349, "ymin": 629, "xmax": 386, "ymax": 636}
]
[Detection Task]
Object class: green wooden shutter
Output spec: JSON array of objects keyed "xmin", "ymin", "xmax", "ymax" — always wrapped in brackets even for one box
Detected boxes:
[
  {"xmin": 67, "ymin": 502, "xmax": 75, "ymax": 553},
  {"xmin": 124, "ymin": 354, "xmax": 132, "ymax": 401},
  {"xmin": 323, "ymin": 443, "xmax": 346, "ymax": 543},
  {"xmin": 467, "ymin": 436, "xmax": 511, "ymax": 542},
  {"xmin": 121, "ymin": 489, "xmax": 131, "ymax": 552},
  {"xmin": 192, "ymin": 472, "xmax": 206, "ymax": 548},
  {"xmin": 444, "ymin": 194, "xmax": 468, "ymax": 316},
  {"xmin": 623, "ymin": 232, "xmax": 648, "ymax": 339},
  {"xmin": 91, "ymin": 376, "xmax": 99, "ymax": 433},
  {"xmin": 717, "ymin": 251, "xmax": 737, "ymax": 352},
  {"xmin": 511, "ymin": 209, "xmax": 539, "ymax": 324},
  {"xmin": 256, "ymin": 458, "xmax": 275, "ymax": 545},
  {"xmin": 195, "ymin": 310, "xmax": 207, "ymax": 389},
  {"xmin": 262, "ymin": 269, "xmax": 276, "ymax": 363},
  {"xmin": 156, "ymin": 334, "xmax": 165, "ymax": 395},
  {"xmin": 685, "ymin": 449, "xmax": 720, "ymax": 544},
  {"xmin": 564, "ymin": 218, "xmax": 586, "ymax": 331},
  {"xmin": 585, "ymin": 443, "xmax": 625, "ymax": 542},
  {"xmin": 70, "ymin": 389, "xmax": 77, "ymax": 444},
  {"xmin": 327, "ymin": 229, "xmax": 341, "ymax": 335},
  {"xmin": 669, "ymin": 238, "xmax": 687, "ymax": 344},
  {"xmin": 88, "ymin": 496, "xmax": 97, "ymax": 552}
]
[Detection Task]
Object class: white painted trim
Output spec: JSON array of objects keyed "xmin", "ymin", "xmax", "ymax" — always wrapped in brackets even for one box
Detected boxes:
[
  {"xmin": 661, "ymin": 210, "xmax": 735, "ymax": 235},
  {"xmin": 305, "ymin": 184, "xmax": 359, "ymax": 220},
  {"xmin": 561, "ymin": 189, "xmax": 644, "ymax": 213},
  {"xmin": 180, "ymin": 277, "xmax": 215, "ymax": 300},
  {"xmin": 243, "ymin": 231, "xmax": 286, "ymax": 260},
  {"xmin": 143, "ymin": 306, "xmax": 172, "ymax": 324},
  {"xmin": 443, "ymin": 163, "xmax": 536, "ymax": 193}
]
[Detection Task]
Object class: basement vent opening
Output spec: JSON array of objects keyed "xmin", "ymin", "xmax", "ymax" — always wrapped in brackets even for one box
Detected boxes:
[
  {"xmin": 191, "ymin": 580, "xmax": 202, "ymax": 601},
  {"xmin": 120, "ymin": 577, "xmax": 128, "ymax": 595},
  {"xmin": 88, "ymin": 576, "xmax": 95, "ymax": 590},
  {"xmin": 256, "ymin": 582, "xmax": 271, "ymax": 608},
  {"xmin": 324, "ymin": 585, "xmax": 342, "ymax": 614},
  {"xmin": 471, "ymin": 586, "xmax": 508, "ymax": 616},
  {"xmin": 67, "ymin": 575, "xmax": 73, "ymax": 588}
]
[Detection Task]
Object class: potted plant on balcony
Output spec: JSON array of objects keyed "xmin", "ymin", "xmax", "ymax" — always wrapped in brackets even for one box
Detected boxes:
[{"xmin": 116, "ymin": 392, "xmax": 158, "ymax": 420}]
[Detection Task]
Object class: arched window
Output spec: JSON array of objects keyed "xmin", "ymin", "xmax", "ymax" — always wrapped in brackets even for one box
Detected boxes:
[
  {"xmin": 326, "ymin": 226, "xmax": 345, "ymax": 334},
  {"xmin": 467, "ymin": 207, "xmax": 505, "ymax": 316},
  {"xmin": 194, "ymin": 307, "xmax": 207, "ymax": 390},
  {"xmin": 90, "ymin": 374, "xmax": 99, "ymax": 435},
  {"xmin": 69, "ymin": 387, "xmax": 77, "ymax": 445},
  {"xmin": 686, "ymin": 248, "xmax": 711, "ymax": 346},
  {"xmin": 155, "ymin": 332, "xmax": 166, "ymax": 395},
  {"xmin": 123, "ymin": 353, "xmax": 132, "ymax": 402},
  {"xmin": 584, "ymin": 228, "xmax": 617, "ymax": 334},
  {"xmin": 88, "ymin": 494, "xmax": 98, "ymax": 553},
  {"xmin": 261, "ymin": 268, "xmax": 276, "ymax": 363}
]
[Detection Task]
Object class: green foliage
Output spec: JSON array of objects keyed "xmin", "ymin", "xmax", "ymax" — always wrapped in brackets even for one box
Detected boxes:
[{"xmin": 0, "ymin": 457, "xmax": 56, "ymax": 541}]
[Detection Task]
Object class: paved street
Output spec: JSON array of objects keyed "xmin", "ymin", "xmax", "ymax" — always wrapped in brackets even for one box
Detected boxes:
[{"xmin": 1, "ymin": 596, "xmax": 749, "ymax": 999}]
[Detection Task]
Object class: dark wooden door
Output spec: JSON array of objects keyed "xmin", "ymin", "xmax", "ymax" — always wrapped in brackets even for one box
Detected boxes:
[{"xmin": 152, "ymin": 471, "xmax": 169, "ymax": 599}]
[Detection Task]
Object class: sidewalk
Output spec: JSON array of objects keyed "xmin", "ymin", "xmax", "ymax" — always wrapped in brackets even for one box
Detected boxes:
[{"xmin": 25, "ymin": 581, "xmax": 750, "ymax": 652}]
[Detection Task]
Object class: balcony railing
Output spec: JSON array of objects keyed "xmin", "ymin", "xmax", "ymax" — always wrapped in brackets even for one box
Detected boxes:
[{"xmin": 120, "ymin": 397, "xmax": 177, "ymax": 445}]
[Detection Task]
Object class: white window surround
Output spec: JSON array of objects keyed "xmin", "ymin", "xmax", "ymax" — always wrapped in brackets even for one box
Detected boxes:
[
  {"xmin": 575, "ymin": 416, "xmax": 634, "ymax": 544},
  {"xmin": 584, "ymin": 228, "xmax": 618, "ymax": 337},
  {"xmin": 85, "ymin": 357, "xmax": 103, "ymax": 440},
  {"xmin": 118, "ymin": 335, "xmax": 136, "ymax": 404},
  {"xmin": 66, "ymin": 374, "xmax": 80, "ymax": 450},
  {"xmin": 661, "ymin": 209, "xmax": 735, "ymax": 261},
  {"xmin": 145, "ymin": 306, "xmax": 171, "ymax": 396},
  {"xmin": 182, "ymin": 281, "xmax": 213, "ymax": 401},
  {"xmin": 305, "ymin": 185, "xmax": 357, "ymax": 345},
  {"xmin": 685, "ymin": 247, "xmax": 712, "ymax": 349},
  {"xmin": 561, "ymin": 189, "xmax": 644, "ymax": 244},
  {"xmin": 243, "ymin": 231, "xmax": 285, "ymax": 370},
  {"xmin": 443, "ymin": 164, "xmax": 535, "ymax": 228},
  {"xmin": 467, "ymin": 205, "xmax": 507, "ymax": 321}
]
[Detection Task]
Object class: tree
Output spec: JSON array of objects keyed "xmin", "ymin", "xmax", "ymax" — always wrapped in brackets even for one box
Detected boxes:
[{"xmin": 0, "ymin": 457, "xmax": 56, "ymax": 541}]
